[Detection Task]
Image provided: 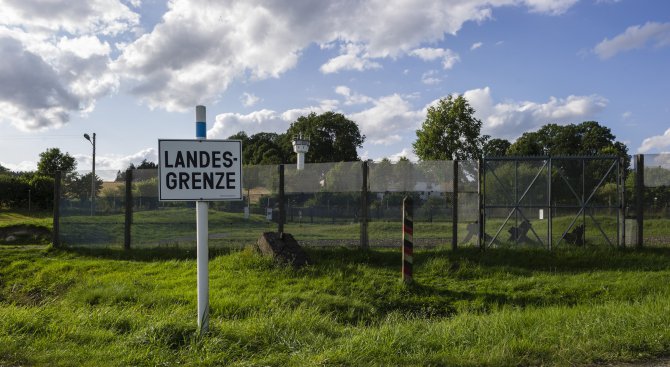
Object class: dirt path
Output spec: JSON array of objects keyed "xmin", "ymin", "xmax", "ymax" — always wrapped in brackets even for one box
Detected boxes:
[{"xmin": 592, "ymin": 357, "xmax": 670, "ymax": 367}]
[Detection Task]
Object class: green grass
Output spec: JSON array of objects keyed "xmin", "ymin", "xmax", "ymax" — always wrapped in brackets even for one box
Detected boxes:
[
  {"xmin": 0, "ymin": 210, "xmax": 52, "ymax": 229},
  {"xmin": 2, "ymin": 245, "xmax": 670, "ymax": 366},
  {"xmin": 58, "ymin": 206, "xmax": 670, "ymax": 248}
]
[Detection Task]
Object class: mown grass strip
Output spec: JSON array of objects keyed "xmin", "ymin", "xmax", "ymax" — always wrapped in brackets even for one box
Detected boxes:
[{"xmin": 2, "ymin": 246, "xmax": 670, "ymax": 366}]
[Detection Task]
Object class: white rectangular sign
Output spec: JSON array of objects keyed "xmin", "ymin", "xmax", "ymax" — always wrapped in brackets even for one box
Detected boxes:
[{"xmin": 158, "ymin": 139, "xmax": 243, "ymax": 201}]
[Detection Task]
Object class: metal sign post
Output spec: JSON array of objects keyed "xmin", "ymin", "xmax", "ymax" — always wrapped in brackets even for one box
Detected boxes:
[
  {"xmin": 158, "ymin": 105, "xmax": 243, "ymax": 335},
  {"xmin": 195, "ymin": 106, "xmax": 209, "ymax": 335}
]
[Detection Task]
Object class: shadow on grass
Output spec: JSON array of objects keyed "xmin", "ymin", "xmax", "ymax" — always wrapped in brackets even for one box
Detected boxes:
[
  {"xmin": 303, "ymin": 246, "xmax": 670, "ymax": 273},
  {"xmin": 442, "ymin": 246, "xmax": 670, "ymax": 273},
  {"xmin": 55, "ymin": 245, "xmax": 237, "ymax": 262},
  {"xmin": 51, "ymin": 243, "xmax": 670, "ymax": 271}
]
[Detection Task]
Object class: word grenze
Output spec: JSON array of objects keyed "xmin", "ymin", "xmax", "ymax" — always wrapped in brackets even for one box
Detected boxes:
[{"xmin": 163, "ymin": 150, "xmax": 237, "ymax": 190}]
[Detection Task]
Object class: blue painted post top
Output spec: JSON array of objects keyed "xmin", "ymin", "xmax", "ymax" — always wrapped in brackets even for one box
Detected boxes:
[{"xmin": 196, "ymin": 105, "xmax": 206, "ymax": 139}]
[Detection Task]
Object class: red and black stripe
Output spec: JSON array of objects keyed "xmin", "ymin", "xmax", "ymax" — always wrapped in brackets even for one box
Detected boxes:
[{"xmin": 402, "ymin": 196, "xmax": 413, "ymax": 283}]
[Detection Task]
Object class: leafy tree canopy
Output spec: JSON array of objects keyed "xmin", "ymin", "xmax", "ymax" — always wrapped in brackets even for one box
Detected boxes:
[
  {"xmin": 37, "ymin": 148, "xmax": 77, "ymax": 176},
  {"xmin": 508, "ymin": 121, "xmax": 629, "ymax": 165},
  {"xmin": 136, "ymin": 159, "xmax": 157, "ymax": 169},
  {"xmin": 65, "ymin": 172, "xmax": 103, "ymax": 201},
  {"xmin": 413, "ymin": 95, "xmax": 488, "ymax": 161},
  {"xmin": 483, "ymin": 138, "xmax": 511, "ymax": 157},
  {"xmin": 284, "ymin": 112, "xmax": 365, "ymax": 163},
  {"xmin": 230, "ymin": 131, "xmax": 287, "ymax": 165},
  {"xmin": 230, "ymin": 112, "xmax": 365, "ymax": 165}
]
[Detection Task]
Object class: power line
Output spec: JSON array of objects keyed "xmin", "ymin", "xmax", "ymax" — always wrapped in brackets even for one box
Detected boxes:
[{"xmin": 0, "ymin": 135, "xmax": 83, "ymax": 140}]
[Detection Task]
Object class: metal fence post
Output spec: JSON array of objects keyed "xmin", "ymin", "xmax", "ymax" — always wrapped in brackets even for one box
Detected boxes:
[
  {"xmin": 278, "ymin": 164, "xmax": 285, "ymax": 234},
  {"xmin": 478, "ymin": 158, "xmax": 485, "ymax": 250},
  {"xmin": 52, "ymin": 171, "xmax": 61, "ymax": 248},
  {"xmin": 452, "ymin": 160, "xmax": 458, "ymax": 251},
  {"xmin": 635, "ymin": 154, "xmax": 644, "ymax": 248},
  {"xmin": 620, "ymin": 156, "xmax": 626, "ymax": 247},
  {"xmin": 402, "ymin": 196, "xmax": 413, "ymax": 283},
  {"xmin": 124, "ymin": 169, "xmax": 133, "ymax": 250},
  {"xmin": 548, "ymin": 158, "xmax": 553, "ymax": 251},
  {"xmin": 361, "ymin": 161, "xmax": 369, "ymax": 249}
]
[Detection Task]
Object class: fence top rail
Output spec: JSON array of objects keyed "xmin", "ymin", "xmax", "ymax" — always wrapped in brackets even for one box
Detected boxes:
[{"xmin": 484, "ymin": 155, "xmax": 620, "ymax": 161}]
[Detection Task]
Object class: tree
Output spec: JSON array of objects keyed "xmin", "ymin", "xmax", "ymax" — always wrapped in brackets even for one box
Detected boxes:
[
  {"xmin": 483, "ymin": 138, "xmax": 511, "ymax": 157},
  {"xmin": 114, "ymin": 163, "xmax": 135, "ymax": 182},
  {"xmin": 413, "ymin": 95, "xmax": 488, "ymax": 161},
  {"xmin": 508, "ymin": 121, "xmax": 627, "ymax": 158},
  {"xmin": 66, "ymin": 172, "xmax": 103, "ymax": 201},
  {"xmin": 507, "ymin": 131, "xmax": 544, "ymax": 156},
  {"xmin": 230, "ymin": 131, "xmax": 287, "ymax": 165},
  {"xmin": 0, "ymin": 163, "xmax": 8, "ymax": 174},
  {"xmin": 136, "ymin": 159, "xmax": 157, "ymax": 169},
  {"xmin": 115, "ymin": 160, "xmax": 157, "ymax": 182},
  {"xmin": 37, "ymin": 148, "xmax": 77, "ymax": 176},
  {"xmin": 284, "ymin": 112, "xmax": 365, "ymax": 163}
]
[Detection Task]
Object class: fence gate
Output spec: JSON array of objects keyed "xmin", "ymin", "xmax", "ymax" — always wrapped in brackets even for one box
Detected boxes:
[{"xmin": 482, "ymin": 156, "xmax": 623, "ymax": 248}]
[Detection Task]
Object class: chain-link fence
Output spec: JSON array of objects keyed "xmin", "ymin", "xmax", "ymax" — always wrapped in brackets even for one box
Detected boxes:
[
  {"xmin": 483, "ymin": 156, "xmax": 624, "ymax": 248},
  {"xmin": 53, "ymin": 154, "xmax": 670, "ymax": 249},
  {"xmin": 368, "ymin": 160, "xmax": 457, "ymax": 247},
  {"xmin": 638, "ymin": 154, "xmax": 670, "ymax": 246}
]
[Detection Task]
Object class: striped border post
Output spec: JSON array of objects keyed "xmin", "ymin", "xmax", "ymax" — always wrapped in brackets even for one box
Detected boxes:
[{"xmin": 402, "ymin": 196, "xmax": 413, "ymax": 283}]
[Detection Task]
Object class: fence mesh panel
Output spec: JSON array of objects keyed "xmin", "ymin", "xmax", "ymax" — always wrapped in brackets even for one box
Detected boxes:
[
  {"xmin": 483, "ymin": 157, "xmax": 621, "ymax": 248},
  {"xmin": 367, "ymin": 160, "xmax": 453, "ymax": 247},
  {"xmin": 55, "ymin": 156, "xmax": 670, "ymax": 249},
  {"xmin": 59, "ymin": 170, "xmax": 124, "ymax": 246},
  {"xmin": 284, "ymin": 162, "xmax": 362, "ymax": 246},
  {"xmin": 642, "ymin": 154, "xmax": 670, "ymax": 246},
  {"xmin": 456, "ymin": 160, "xmax": 479, "ymax": 246}
]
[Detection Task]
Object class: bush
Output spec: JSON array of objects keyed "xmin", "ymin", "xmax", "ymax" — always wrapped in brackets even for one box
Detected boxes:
[{"xmin": 0, "ymin": 173, "xmax": 54, "ymax": 210}]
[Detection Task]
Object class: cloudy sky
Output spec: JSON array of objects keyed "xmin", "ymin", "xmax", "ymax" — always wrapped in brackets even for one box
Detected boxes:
[{"xmin": 1, "ymin": 0, "xmax": 669, "ymax": 177}]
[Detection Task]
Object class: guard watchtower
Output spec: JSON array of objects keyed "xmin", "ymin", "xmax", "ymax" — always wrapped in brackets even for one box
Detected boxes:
[{"xmin": 292, "ymin": 134, "xmax": 310, "ymax": 170}]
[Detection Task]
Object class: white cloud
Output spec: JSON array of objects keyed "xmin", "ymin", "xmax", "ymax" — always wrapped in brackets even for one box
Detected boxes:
[
  {"xmin": 421, "ymin": 70, "xmax": 442, "ymax": 85},
  {"xmin": 622, "ymin": 111, "xmax": 632, "ymax": 120},
  {"xmin": 639, "ymin": 128, "xmax": 670, "ymax": 153},
  {"xmin": 73, "ymin": 147, "xmax": 157, "ymax": 180},
  {"xmin": 57, "ymin": 36, "xmax": 111, "ymax": 59},
  {"xmin": 348, "ymin": 94, "xmax": 424, "ymax": 146},
  {"xmin": 320, "ymin": 43, "xmax": 381, "ymax": 74},
  {"xmin": 281, "ymin": 100, "xmax": 340, "ymax": 122},
  {"xmin": 0, "ymin": 0, "xmax": 134, "ymax": 131},
  {"xmin": 207, "ymin": 90, "xmax": 423, "ymax": 149},
  {"xmin": 241, "ymin": 92, "xmax": 261, "ymax": 107},
  {"xmin": 471, "ymin": 42, "xmax": 483, "ymax": 50},
  {"xmin": 410, "ymin": 47, "xmax": 447, "ymax": 61},
  {"xmin": 594, "ymin": 21, "xmax": 670, "ymax": 59},
  {"xmin": 387, "ymin": 148, "xmax": 418, "ymax": 163},
  {"xmin": 334, "ymin": 85, "xmax": 373, "ymax": 105},
  {"xmin": 0, "ymin": 0, "xmax": 583, "ymax": 131},
  {"xmin": 0, "ymin": 0, "xmax": 139, "ymax": 36},
  {"xmin": 409, "ymin": 47, "xmax": 459, "ymax": 69},
  {"xmin": 208, "ymin": 109, "xmax": 287, "ymax": 139},
  {"xmin": 441, "ymin": 49, "xmax": 460, "ymax": 69},
  {"xmin": 522, "ymin": 0, "xmax": 579, "ymax": 15},
  {"xmin": 208, "ymin": 98, "xmax": 342, "ymax": 139},
  {"xmin": 209, "ymin": 85, "xmax": 608, "ymax": 160},
  {"xmin": 0, "ymin": 160, "xmax": 37, "ymax": 172},
  {"xmin": 0, "ymin": 31, "xmax": 118, "ymax": 130},
  {"xmin": 462, "ymin": 87, "xmax": 609, "ymax": 139},
  {"xmin": 113, "ymin": 0, "xmax": 578, "ymax": 111}
]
